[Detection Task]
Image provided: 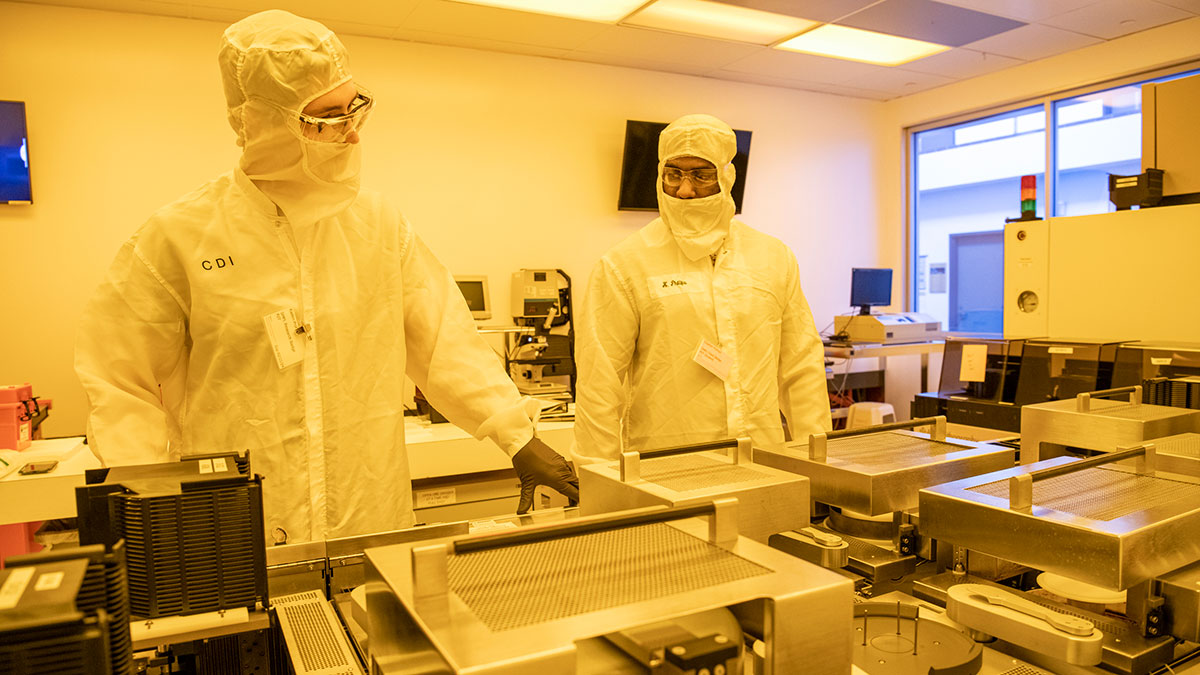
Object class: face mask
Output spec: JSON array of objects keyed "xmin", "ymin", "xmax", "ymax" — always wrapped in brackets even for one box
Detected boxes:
[
  {"xmin": 239, "ymin": 101, "xmax": 362, "ymax": 228},
  {"xmin": 659, "ymin": 192, "xmax": 732, "ymax": 260}
]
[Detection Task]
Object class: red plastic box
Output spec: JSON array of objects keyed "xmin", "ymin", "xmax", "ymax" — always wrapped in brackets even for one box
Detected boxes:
[{"xmin": 0, "ymin": 384, "xmax": 52, "ymax": 451}]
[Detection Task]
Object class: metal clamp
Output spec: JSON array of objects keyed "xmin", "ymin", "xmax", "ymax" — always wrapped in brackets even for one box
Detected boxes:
[
  {"xmin": 807, "ymin": 416, "xmax": 947, "ymax": 462},
  {"xmin": 1077, "ymin": 385, "xmax": 1142, "ymax": 413},
  {"xmin": 1009, "ymin": 444, "xmax": 1156, "ymax": 511},
  {"xmin": 620, "ymin": 437, "xmax": 751, "ymax": 482}
]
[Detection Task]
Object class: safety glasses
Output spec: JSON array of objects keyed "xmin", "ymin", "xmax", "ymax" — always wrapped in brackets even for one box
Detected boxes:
[
  {"xmin": 662, "ymin": 166, "xmax": 719, "ymax": 188},
  {"xmin": 294, "ymin": 88, "xmax": 374, "ymax": 143}
]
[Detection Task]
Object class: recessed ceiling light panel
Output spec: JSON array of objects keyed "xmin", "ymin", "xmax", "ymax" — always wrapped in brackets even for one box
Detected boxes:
[
  {"xmin": 449, "ymin": 0, "xmax": 648, "ymax": 23},
  {"xmin": 777, "ymin": 24, "xmax": 949, "ymax": 66},
  {"xmin": 626, "ymin": 0, "xmax": 817, "ymax": 45}
]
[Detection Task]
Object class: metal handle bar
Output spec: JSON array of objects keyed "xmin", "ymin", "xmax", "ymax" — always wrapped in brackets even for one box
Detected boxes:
[{"xmin": 808, "ymin": 416, "xmax": 946, "ymax": 462}]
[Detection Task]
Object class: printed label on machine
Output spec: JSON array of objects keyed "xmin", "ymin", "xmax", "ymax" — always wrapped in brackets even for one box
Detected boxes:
[
  {"xmin": 959, "ymin": 344, "xmax": 988, "ymax": 383},
  {"xmin": 263, "ymin": 308, "xmax": 304, "ymax": 369},
  {"xmin": 693, "ymin": 339, "xmax": 732, "ymax": 381},
  {"xmin": 1048, "ymin": 346, "xmax": 1074, "ymax": 355},
  {"xmin": 415, "ymin": 488, "xmax": 456, "ymax": 508},
  {"xmin": 1151, "ymin": 357, "xmax": 1172, "ymax": 366},
  {"xmin": 34, "ymin": 571, "xmax": 64, "ymax": 592},
  {"xmin": 0, "ymin": 567, "xmax": 34, "ymax": 610}
]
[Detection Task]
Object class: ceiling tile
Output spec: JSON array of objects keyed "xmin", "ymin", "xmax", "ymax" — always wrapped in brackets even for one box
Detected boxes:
[
  {"xmin": 900, "ymin": 46, "xmax": 1023, "ymax": 78},
  {"xmin": 835, "ymin": 0, "xmax": 1026, "ymax": 46},
  {"xmin": 709, "ymin": 0, "xmax": 879, "ymax": 22},
  {"xmin": 389, "ymin": 26, "xmax": 573, "ymax": 58},
  {"xmin": 1038, "ymin": 0, "xmax": 1193, "ymax": 39},
  {"xmin": 1153, "ymin": 0, "xmax": 1200, "ymax": 12},
  {"xmin": 963, "ymin": 22, "xmax": 1101, "ymax": 60},
  {"xmin": 401, "ymin": 0, "xmax": 608, "ymax": 50},
  {"xmin": 567, "ymin": 51, "xmax": 716, "ymax": 77},
  {"xmin": 842, "ymin": 66, "xmax": 955, "ymax": 94},
  {"xmin": 186, "ymin": 3, "xmax": 257, "ymax": 22},
  {"xmin": 720, "ymin": 48, "xmax": 892, "ymax": 84},
  {"xmin": 933, "ymin": 0, "xmax": 1101, "ymax": 22},
  {"xmin": 26, "ymin": 0, "xmax": 193, "ymax": 18},
  {"xmin": 573, "ymin": 25, "xmax": 763, "ymax": 71},
  {"xmin": 706, "ymin": 69, "xmax": 895, "ymax": 99}
]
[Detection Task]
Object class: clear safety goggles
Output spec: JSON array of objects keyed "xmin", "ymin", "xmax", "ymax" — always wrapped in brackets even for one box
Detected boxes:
[
  {"xmin": 662, "ymin": 166, "xmax": 719, "ymax": 188},
  {"xmin": 293, "ymin": 87, "xmax": 374, "ymax": 143}
]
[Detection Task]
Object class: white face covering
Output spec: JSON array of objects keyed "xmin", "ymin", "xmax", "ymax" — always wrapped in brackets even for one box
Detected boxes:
[
  {"xmin": 219, "ymin": 11, "xmax": 362, "ymax": 228},
  {"xmin": 656, "ymin": 114, "xmax": 739, "ymax": 261}
]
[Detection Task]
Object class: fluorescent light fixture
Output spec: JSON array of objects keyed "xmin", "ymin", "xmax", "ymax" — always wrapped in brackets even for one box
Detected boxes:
[
  {"xmin": 777, "ymin": 24, "xmax": 949, "ymax": 66},
  {"xmin": 625, "ymin": 0, "xmax": 816, "ymax": 45},
  {"xmin": 448, "ymin": 0, "xmax": 647, "ymax": 23}
]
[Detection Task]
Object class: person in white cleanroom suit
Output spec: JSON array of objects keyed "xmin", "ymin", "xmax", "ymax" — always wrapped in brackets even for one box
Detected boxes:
[
  {"xmin": 573, "ymin": 114, "xmax": 831, "ymax": 462},
  {"xmin": 75, "ymin": 10, "xmax": 577, "ymax": 544}
]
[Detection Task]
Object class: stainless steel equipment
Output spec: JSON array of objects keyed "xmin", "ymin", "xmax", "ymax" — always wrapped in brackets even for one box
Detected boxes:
[
  {"xmin": 754, "ymin": 417, "xmax": 1015, "ymax": 587},
  {"xmin": 364, "ymin": 500, "xmax": 854, "ymax": 674},
  {"xmin": 1020, "ymin": 385, "xmax": 1200, "ymax": 464},
  {"xmin": 578, "ymin": 438, "xmax": 810, "ymax": 543},
  {"xmin": 921, "ymin": 446, "xmax": 1200, "ymax": 591},
  {"xmin": 273, "ymin": 590, "xmax": 364, "ymax": 675},
  {"xmin": 917, "ymin": 445, "xmax": 1200, "ymax": 673},
  {"xmin": 756, "ymin": 417, "xmax": 1013, "ymax": 517}
]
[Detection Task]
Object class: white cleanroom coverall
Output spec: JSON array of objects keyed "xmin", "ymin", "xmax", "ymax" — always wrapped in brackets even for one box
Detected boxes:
[
  {"xmin": 75, "ymin": 10, "xmax": 571, "ymax": 543},
  {"xmin": 573, "ymin": 114, "xmax": 831, "ymax": 462}
]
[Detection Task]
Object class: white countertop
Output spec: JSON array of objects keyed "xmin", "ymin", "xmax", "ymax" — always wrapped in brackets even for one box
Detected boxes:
[
  {"xmin": 0, "ymin": 421, "xmax": 576, "ymax": 524},
  {"xmin": 0, "ymin": 436, "xmax": 98, "ymax": 525}
]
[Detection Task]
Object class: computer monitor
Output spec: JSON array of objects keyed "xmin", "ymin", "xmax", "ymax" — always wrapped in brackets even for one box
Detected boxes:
[
  {"xmin": 850, "ymin": 268, "xmax": 892, "ymax": 315},
  {"xmin": 455, "ymin": 275, "xmax": 491, "ymax": 320}
]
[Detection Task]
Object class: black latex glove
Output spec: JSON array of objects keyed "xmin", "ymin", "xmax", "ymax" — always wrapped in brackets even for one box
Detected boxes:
[{"xmin": 512, "ymin": 436, "xmax": 580, "ymax": 514}]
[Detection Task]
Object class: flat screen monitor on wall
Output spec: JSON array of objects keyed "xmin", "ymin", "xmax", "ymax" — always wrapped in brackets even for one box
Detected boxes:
[
  {"xmin": 454, "ymin": 275, "xmax": 492, "ymax": 320},
  {"xmin": 617, "ymin": 120, "xmax": 751, "ymax": 213},
  {"xmin": 0, "ymin": 101, "xmax": 32, "ymax": 204},
  {"xmin": 851, "ymin": 268, "xmax": 893, "ymax": 315}
]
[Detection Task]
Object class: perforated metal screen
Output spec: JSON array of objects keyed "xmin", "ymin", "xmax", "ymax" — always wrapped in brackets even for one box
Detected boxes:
[
  {"xmin": 1082, "ymin": 399, "xmax": 1186, "ymax": 420},
  {"xmin": 447, "ymin": 522, "xmax": 771, "ymax": 632},
  {"xmin": 967, "ymin": 468, "xmax": 1200, "ymax": 521},
  {"xmin": 826, "ymin": 432, "xmax": 971, "ymax": 471},
  {"xmin": 640, "ymin": 454, "xmax": 778, "ymax": 492},
  {"xmin": 1157, "ymin": 433, "xmax": 1200, "ymax": 458}
]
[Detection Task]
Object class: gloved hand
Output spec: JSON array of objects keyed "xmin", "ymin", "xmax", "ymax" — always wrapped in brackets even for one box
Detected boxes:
[{"xmin": 512, "ymin": 436, "xmax": 580, "ymax": 514}]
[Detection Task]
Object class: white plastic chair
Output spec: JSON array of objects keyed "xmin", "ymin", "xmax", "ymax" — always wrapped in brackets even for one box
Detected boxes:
[{"xmin": 846, "ymin": 402, "xmax": 896, "ymax": 429}]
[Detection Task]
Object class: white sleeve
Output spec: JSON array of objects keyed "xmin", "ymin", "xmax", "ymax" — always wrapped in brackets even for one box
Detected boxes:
[
  {"xmin": 778, "ymin": 256, "xmax": 833, "ymax": 443},
  {"xmin": 571, "ymin": 258, "xmax": 639, "ymax": 463},
  {"xmin": 400, "ymin": 231, "xmax": 537, "ymax": 456},
  {"xmin": 75, "ymin": 240, "xmax": 188, "ymax": 467}
]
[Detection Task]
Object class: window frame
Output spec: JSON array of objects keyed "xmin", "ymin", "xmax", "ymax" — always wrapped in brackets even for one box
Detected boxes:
[{"xmin": 904, "ymin": 59, "xmax": 1200, "ymax": 312}]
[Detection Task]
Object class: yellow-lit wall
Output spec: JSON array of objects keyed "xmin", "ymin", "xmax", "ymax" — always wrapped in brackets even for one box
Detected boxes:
[{"xmin": 0, "ymin": 2, "xmax": 889, "ymax": 436}]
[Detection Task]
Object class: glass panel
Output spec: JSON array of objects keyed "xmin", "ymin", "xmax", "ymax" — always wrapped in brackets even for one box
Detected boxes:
[{"xmin": 912, "ymin": 106, "xmax": 1044, "ymax": 330}]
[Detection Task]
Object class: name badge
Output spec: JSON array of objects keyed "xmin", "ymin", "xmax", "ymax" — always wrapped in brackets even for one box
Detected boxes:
[
  {"xmin": 648, "ymin": 272, "xmax": 703, "ymax": 298},
  {"xmin": 263, "ymin": 308, "xmax": 304, "ymax": 369},
  {"xmin": 693, "ymin": 339, "xmax": 732, "ymax": 381}
]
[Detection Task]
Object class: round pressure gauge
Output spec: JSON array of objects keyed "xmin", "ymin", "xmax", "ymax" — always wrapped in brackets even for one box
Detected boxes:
[{"xmin": 1017, "ymin": 290, "xmax": 1039, "ymax": 313}]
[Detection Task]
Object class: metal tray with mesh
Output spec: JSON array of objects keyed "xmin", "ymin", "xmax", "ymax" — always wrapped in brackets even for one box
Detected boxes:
[
  {"xmin": 578, "ymin": 451, "xmax": 812, "ymax": 543},
  {"xmin": 755, "ymin": 431, "xmax": 1015, "ymax": 516},
  {"xmin": 364, "ymin": 515, "xmax": 854, "ymax": 674},
  {"xmin": 1019, "ymin": 397, "xmax": 1200, "ymax": 465},
  {"xmin": 920, "ymin": 456, "xmax": 1200, "ymax": 590}
]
